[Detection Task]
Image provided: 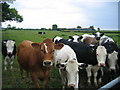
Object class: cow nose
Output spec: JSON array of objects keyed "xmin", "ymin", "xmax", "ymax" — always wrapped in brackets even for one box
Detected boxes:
[
  {"xmin": 69, "ymin": 84, "xmax": 75, "ymax": 88},
  {"xmin": 99, "ymin": 63, "xmax": 105, "ymax": 67},
  {"xmin": 43, "ymin": 60, "xmax": 52, "ymax": 66},
  {"xmin": 7, "ymin": 52, "xmax": 12, "ymax": 55},
  {"xmin": 110, "ymin": 67, "xmax": 116, "ymax": 71},
  {"xmin": 96, "ymin": 37, "xmax": 100, "ymax": 40}
]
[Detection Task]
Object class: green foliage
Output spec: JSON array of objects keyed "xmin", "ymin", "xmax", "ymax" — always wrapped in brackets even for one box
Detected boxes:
[{"xmin": 1, "ymin": 2, "xmax": 23, "ymax": 22}]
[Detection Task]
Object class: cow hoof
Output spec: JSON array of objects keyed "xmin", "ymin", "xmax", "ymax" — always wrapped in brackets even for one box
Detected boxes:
[
  {"xmin": 94, "ymin": 83, "xmax": 98, "ymax": 87},
  {"xmin": 87, "ymin": 83, "xmax": 91, "ymax": 87}
]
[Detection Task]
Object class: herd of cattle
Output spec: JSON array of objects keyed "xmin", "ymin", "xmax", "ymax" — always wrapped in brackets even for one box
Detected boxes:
[{"xmin": 2, "ymin": 32, "xmax": 120, "ymax": 89}]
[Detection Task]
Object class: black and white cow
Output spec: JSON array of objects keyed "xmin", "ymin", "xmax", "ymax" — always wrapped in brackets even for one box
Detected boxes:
[
  {"xmin": 55, "ymin": 44, "xmax": 84, "ymax": 88},
  {"xmin": 2, "ymin": 40, "xmax": 16, "ymax": 70},
  {"xmin": 92, "ymin": 32, "xmax": 104, "ymax": 40},
  {"xmin": 53, "ymin": 36, "xmax": 107, "ymax": 87},
  {"xmin": 68, "ymin": 34, "xmax": 81, "ymax": 42},
  {"xmin": 94, "ymin": 32, "xmax": 119, "ymax": 80}
]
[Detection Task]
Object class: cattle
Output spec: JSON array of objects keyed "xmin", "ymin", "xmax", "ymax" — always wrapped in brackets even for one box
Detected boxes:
[
  {"xmin": 2, "ymin": 40, "xmax": 16, "ymax": 70},
  {"xmin": 68, "ymin": 34, "xmax": 81, "ymax": 42},
  {"xmin": 53, "ymin": 36, "xmax": 107, "ymax": 87},
  {"xmin": 83, "ymin": 37, "xmax": 98, "ymax": 46},
  {"xmin": 55, "ymin": 44, "xmax": 84, "ymax": 88},
  {"xmin": 96, "ymin": 33, "xmax": 119, "ymax": 80},
  {"xmin": 53, "ymin": 36, "xmax": 107, "ymax": 66},
  {"xmin": 107, "ymin": 51, "xmax": 118, "ymax": 80},
  {"xmin": 17, "ymin": 38, "xmax": 64, "ymax": 88},
  {"xmin": 79, "ymin": 34, "xmax": 95, "ymax": 42},
  {"xmin": 92, "ymin": 32, "xmax": 104, "ymax": 40},
  {"xmin": 38, "ymin": 32, "xmax": 46, "ymax": 35},
  {"xmin": 83, "ymin": 37, "xmax": 107, "ymax": 86}
]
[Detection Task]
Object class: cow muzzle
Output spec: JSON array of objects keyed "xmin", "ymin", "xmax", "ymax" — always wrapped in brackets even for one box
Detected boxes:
[
  {"xmin": 68, "ymin": 84, "xmax": 75, "ymax": 88},
  {"xmin": 43, "ymin": 60, "xmax": 53, "ymax": 67},
  {"xmin": 98, "ymin": 63, "xmax": 105, "ymax": 67}
]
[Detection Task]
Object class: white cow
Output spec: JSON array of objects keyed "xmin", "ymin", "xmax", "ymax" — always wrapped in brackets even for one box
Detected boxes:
[
  {"xmin": 86, "ymin": 46, "xmax": 107, "ymax": 87},
  {"xmin": 55, "ymin": 44, "xmax": 84, "ymax": 88},
  {"xmin": 108, "ymin": 51, "xmax": 118, "ymax": 71}
]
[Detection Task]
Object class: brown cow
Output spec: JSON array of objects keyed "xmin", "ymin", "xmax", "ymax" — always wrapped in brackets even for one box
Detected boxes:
[
  {"xmin": 17, "ymin": 38, "xmax": 64, "ymax": 88},
  {"xmin": 83, "ymin": 37, "xmax": 98, "ymax": 45}
]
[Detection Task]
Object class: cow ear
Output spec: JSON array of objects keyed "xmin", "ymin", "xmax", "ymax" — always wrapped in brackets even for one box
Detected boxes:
[
  {"xmin": 100, "ymin": 33, "xmax": 104, "ymax": 36},
  {"xmin": 69, "ymin": 36, "xmax": 73, "ymax": 39},
  {"xmin": 55, "ymin": 43, "xmax": 64, "ymax": 50},
  {"xmin": 56, "ymin": 63, "xmax": 66, "ymax": 69},
  {"xmin": 31, "ymin": 43, "xmax": 40, "ymax": 49},
  {"xmin": 78, "ymin": 63, "xmax": 88, "ymax": 69},
  {"xmin": 92, "ymin": 32, "xmax": 95, "ymax": 35},
  {"xmin": 79, "ymin": 36, "xmax": 83, "ymax": 39}
]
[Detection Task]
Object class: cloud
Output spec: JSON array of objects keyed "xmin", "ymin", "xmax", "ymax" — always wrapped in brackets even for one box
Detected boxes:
[{"xmin": 2, "ymin": 0, "xmax": 118, "ymax": 30}]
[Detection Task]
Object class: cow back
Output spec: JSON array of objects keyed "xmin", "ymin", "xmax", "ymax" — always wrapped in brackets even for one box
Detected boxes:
[{"xmin": 57, "ymin": 39, "xmax": 97, "ymax": 65}]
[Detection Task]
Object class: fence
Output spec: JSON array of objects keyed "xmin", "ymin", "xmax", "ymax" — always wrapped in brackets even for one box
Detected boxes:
[{"xmin": 98, "ymin": 76, "xmax": 120, "ymax": 90}]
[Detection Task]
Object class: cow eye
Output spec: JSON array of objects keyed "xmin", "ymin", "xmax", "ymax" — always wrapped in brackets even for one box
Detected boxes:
[
  {"xmin": 52, "ymin": 50, "xmax": 55, "ymax": 53},
  {"xmin": 41, "ymin": 49, "xmax": 43, "ymax": 52}
]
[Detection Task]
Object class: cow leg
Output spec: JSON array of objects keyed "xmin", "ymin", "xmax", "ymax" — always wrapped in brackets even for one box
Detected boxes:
[
  {"xmin": 93, "ymin": 72, "xmax": 98, "ymax": 87},
  {"xmin": 19, "ymin": 65, "xmax": 24, "ymax": 79},
  {"xmin": 43, "ymin": 79, "xmax": 48, "ymax": 88},
  {"xmin": 4, "ymin": 56, "xmax": 9, "ymax": 70},
  {"xmin": 59, "ymin": 69, "xmax": 66, "ymax": 89},
  {"xmin": 86, "ymin": 65, "xmax": 92, "ymax": 86},
  {"xmin": 26, "ymin": 71, "xmax": 29, "ymax": 78},
  {"xmin": 30, "ymin": 73, "xmax": 39, "ymax": 88},
  {"xmin": 10, "ymin": 55, "xmax": 14, "ymax": 70}
]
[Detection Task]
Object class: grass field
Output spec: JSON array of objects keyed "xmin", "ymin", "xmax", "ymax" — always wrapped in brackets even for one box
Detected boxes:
[{"xmin": 2, "ymin": 30, "xmax": 120, "ymax": 88}]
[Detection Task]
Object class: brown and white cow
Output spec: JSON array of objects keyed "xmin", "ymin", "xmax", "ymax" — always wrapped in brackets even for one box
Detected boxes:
[{"xmin": 17, "ymin": 38, "xmax": 64, "ymax": 88}]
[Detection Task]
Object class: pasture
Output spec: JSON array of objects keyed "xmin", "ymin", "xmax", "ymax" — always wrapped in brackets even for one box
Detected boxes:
[{"xmin": 2, "ymin": 30, "xmax": 120, "ymax": 88}]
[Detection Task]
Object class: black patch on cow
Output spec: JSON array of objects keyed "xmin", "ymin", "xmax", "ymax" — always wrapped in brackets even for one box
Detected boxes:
[
  {"xmin": 102, "ymin": 41, "xmax": 119, "ymax": 54},
  {"xmin": 55, "ymin": 39, "xmax": 98, "ymax": 65}
]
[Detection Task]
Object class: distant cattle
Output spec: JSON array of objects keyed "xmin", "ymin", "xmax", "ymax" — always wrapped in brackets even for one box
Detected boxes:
[
  {"xmin": 38, "ymin": 32, "xmax": 46, "ymax": 35},
  {"xmin": 79, "ymin": 34, "xmax": 95, "ymax": 42},
  {"xmin": 68, "ymin": 34, "xmax": 81, "ymax": 42},
  {"xmin": 55, "ymin": 44, "xmax": 84, "ymax": 88},
  {"xmin": 2, "ymin": 40, "xmax": 16, "ymax": 70},
  {"xmin": 93, "ymin": 32, "xmax": 104, "ymax": 40},
  {"xmin": 17, "ymin": 38, "xmax": 63, "ymax": 88}
]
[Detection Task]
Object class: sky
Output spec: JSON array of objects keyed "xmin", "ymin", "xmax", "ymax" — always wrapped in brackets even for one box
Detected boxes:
[{"xmin": 2, "ymin": 0, "xmax": 119, "ymax": 30}]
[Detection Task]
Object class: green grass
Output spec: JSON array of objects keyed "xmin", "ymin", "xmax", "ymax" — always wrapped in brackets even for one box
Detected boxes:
[{"xmin": 2, "ymin": 30, "xmax": 120, "ymax": 88}]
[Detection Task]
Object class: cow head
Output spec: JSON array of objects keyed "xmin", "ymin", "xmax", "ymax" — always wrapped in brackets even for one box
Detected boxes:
[
  {"xmin": 96, "ymin": 46, "xmax": 107, "ymax": 66},
  {"xmin": 68, "ymin": 34, "xmax": 80, "ymax": 42},
  {"xmin": 4, "ymin": 40, "xmax": 15, "ymax": 55},
  {"xmin": 32, "ymin": 38, "xmax": 64, "ymax": 67},
  {"xmin": 52, "ymin": 36, "xmax": 63, "ymax": 44},
  {"xmin": 93, "ymin": 32, "xmax": 104, "ymax": 40},
  {"xmin": 107, "ymin": 51, "xmax": 118, "ymax": 71},
  {"xmin": 56, "ymin": 59, "xmax": 85, "ymax": 88}
]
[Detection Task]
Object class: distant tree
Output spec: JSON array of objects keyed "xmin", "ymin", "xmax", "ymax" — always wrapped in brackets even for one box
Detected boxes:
[
  {"xmin": 77, "ymin": 26, "xmax": 82, "ymax": 29},
  {"xmin": 89, "ymin": 26, "xmax": 95, "ymax": 30},
  {"xmin": 97, "ymin": 28, "xmax": 100, "ymax": 31},
  {"xmin": 7, "ymin": 24, "xmax": 11, "ymax": 29},
  {"xmin": 52, "ymin": 24, "xmax": 57, "ymax": 30},
  {"xmin": 1, "ymin": 2, "xmax": 23, "ymax": 22}
]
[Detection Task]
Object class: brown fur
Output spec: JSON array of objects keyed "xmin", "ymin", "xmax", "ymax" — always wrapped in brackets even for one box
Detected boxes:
[
  {"xmin": 83, "ymin": 37, "xmax": 98, "ymax": 45},
  {"xmin": 17, "ymin": 39, "xmax": 64, "ymax": 88}
]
